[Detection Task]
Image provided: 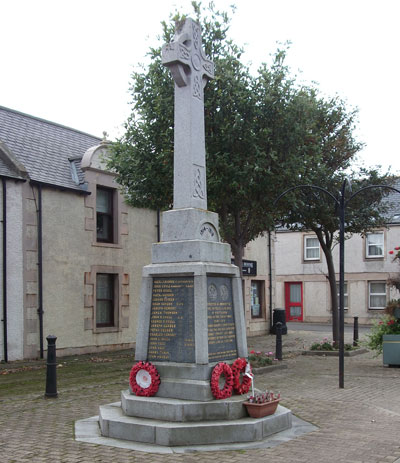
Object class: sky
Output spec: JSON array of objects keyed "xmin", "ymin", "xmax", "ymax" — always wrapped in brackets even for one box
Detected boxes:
[{"xmin": 1, "ymin": 0, "xmax": 399, "ymax": 173}]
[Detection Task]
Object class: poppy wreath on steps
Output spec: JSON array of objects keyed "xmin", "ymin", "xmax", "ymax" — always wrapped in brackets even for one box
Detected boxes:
[
  {"xmin": 231, "ymin": 357, "xmax": 252, "ymax": 395},
  {"xmin": 129, "ymin": 361, "xmax": 160, "ymax": 397},
  {"xmin": 210, "ymin": 362, "xmax": 234, "ymax": 399}
]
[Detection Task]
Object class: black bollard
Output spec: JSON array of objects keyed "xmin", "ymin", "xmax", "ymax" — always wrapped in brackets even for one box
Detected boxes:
[
  {"xmin": 275, "ymin": 322, "xmax": 283, "ymax": 361},
  {"xmin": 353, "ymin": 317, "xmax": 359, "ymax": 347},
  {"xmin": 45, "ymin": 335, "xmax": 58, "ymax": 398}
]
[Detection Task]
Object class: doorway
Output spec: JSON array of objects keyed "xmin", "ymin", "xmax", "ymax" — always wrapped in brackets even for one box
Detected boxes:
[{"xmin": 285, "ymin": 282, "xmax": 303, "ymax": 321}]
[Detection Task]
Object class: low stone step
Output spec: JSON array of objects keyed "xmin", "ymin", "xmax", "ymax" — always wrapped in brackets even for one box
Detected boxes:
[
  {"xmin": 155, "ymin": 377, "xmax": 214, "ymax": 401},
  {"xmin": 121, "ymin": 390, "xmax": 247, "ymax": 421},
  {"xmin": 99, "ymin": 402, "xmax": 292, "ymax": 447}
]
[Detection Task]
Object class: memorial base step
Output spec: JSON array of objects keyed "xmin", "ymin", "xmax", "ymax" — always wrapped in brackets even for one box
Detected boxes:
[
  {"xmin": 121, "ymin": 390, "xmax": 247, "ymax": 421},
  {"xmin": 99, "ymin": 401, "xmax": 292, "ymax": 447}
]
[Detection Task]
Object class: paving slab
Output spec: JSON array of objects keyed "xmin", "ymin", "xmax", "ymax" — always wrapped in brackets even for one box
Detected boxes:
[{"xmin": 1, "ymin": 328, "xmax": 400, "ymax": 462}]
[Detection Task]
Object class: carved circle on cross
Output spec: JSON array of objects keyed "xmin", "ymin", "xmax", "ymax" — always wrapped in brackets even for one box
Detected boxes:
[{"xmin": 191, "ymin": 53, "xmax": 201, "ymax": 71}]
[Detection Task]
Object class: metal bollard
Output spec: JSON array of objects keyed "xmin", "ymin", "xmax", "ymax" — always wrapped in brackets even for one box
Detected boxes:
[
  {"xmin": 45, "ymin": 335, "xmax": 58, "ymax": 398},
  {"xmin": 275, "ymin": 322, "xmax": 283, "ymax": 361},
  {"xmin": 353, "ymin": 316, "xmax": 359, "ymax": 347}
]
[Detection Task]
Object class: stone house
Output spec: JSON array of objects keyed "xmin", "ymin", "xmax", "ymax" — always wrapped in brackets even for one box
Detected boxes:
[
  {"xmin": 0, "ymin": 106, "xmax": 274, "ymax": 361},
  {"xmin": 0, "ymin": 106, "xmax": 157, "ymax": 361},
  {"xmin": 275, "ymin": 182, "xmax": 400, "ymax": 324}
]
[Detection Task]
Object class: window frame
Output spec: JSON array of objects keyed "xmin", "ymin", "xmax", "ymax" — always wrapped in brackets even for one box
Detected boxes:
[
  {"xmin": 96, "ymin": 273, "xmax": 118, "ymax": 328},
  {"xmin": 368, "ymin": 281, "xmax": 387, "ymax": 310},
  {"xmin": 365, "ymin": 231, "xmax": 384, "ymax": 259},
  {"xmin": 96, "ymin": 186, "xmax": 115, "ymax": 243},
  {"xmin": 250, "ymin": 280, "xmax": 264, "ymax": 319},
  {"xmin": 304, "ymin": 235, "xmax": 320, "ymax": 261}
]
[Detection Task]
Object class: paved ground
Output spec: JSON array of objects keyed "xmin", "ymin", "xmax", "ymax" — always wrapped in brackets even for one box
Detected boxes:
[{"xmin": 1, "ymin": 327, "xmax": 400, "ymax": 463}]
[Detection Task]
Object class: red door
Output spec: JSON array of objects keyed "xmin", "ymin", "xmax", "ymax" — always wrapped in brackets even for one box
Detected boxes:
[{"xmin": 285, "ymin": 282, "xmax": 303, "ymax": 321}]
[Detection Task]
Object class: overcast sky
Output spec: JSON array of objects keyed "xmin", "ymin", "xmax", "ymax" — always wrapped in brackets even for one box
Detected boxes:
[{"xmin": 1, "ymin": 0, "xmax": 399, "ymax": 173}]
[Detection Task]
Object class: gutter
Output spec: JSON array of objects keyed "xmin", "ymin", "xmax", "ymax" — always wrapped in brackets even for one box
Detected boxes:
[{"xmin": 2, "ymin": 178, "xmax": 7, "ymax": 362}]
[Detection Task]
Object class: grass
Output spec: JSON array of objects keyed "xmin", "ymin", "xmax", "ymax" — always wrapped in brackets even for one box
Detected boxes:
[{"xmin": 0, "ymin": 350, "xmax": 136, "ymax": 399}]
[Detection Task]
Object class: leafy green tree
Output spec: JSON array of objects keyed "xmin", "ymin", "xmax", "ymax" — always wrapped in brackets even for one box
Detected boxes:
[
  {"xmin": 108, "ymin": 3, "xmax": 393, "ymax": 344},
  {"xmin": 108, "ymin": 3, "xmax": 328, "ymax": 271},
  {"xmin": 278, "ymin": 159, "xmax": 394, "ymax": 343}
]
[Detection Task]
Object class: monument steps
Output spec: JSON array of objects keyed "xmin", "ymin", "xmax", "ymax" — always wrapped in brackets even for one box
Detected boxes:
[
  {"xmin": 121, "ymin": 390, "xmax": 247, "ymax": 421},
  {"xmin": 99, "ymin": 400, "xmax": 292, "ymax": 447}
]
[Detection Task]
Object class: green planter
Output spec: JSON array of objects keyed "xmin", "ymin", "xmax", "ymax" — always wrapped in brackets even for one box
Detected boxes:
[{"xmin": 383, "ymin": 335, "xmax": 400, "ymax": 366}]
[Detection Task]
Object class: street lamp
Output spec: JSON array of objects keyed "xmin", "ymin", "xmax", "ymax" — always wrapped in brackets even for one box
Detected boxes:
[{"xmin": 275, "ymin": 181, "xmax": 400, "ymax": 388}]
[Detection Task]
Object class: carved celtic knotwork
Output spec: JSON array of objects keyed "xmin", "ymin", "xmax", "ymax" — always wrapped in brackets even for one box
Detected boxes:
[
  {"xmin": 179, "ymin": 44, "xmax": 190, "ymax": 61},
  {"xmin": 193, "ymin": 75, "xmax": 202, "ymax": 100},
  {"xmin": 193, "ymin": 22, "xmax": 200, "ymax": 50},
  {"xmin": 193, "ymin": 167, "xmax": 205, "ymax": 199}
]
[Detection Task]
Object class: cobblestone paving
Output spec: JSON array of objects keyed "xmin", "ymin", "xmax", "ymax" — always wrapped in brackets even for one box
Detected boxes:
[{"xmin": 1, "ymin": 329, "xmax": 400, "ymax": 462}]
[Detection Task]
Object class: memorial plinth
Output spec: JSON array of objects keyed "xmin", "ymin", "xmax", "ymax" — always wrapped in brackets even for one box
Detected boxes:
[{"xmin": 88, "ymin": 17, "xmax": 292, "ymax": 450}]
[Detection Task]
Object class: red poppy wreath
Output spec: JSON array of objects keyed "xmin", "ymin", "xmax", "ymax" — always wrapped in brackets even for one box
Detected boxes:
[
  {"xmin": 129, "ymin": 361, "xmax": 160, "ymax": 397},
  {"xmin": 210, "ymin": 362, "xmax": 234, "ymax": 399},
  {"xmin": 231, "ymin": 357, "xmax": 252, "ymax": 395}
]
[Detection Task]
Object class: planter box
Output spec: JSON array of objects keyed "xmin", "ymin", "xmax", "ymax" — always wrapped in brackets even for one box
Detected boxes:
[
  {"xmin": 383, "ymin": 335, "xmax": 400, "ymax": 366},
  {"xmin": 243, "ymin": 399, "xmax": 280, "ymax": 418}
]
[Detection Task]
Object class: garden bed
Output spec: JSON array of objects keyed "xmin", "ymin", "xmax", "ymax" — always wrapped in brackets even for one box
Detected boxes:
[
  {"xmin": 252, "ymin": 363, "xmax": 288, "ymax": 374},
  {"xmin": 302, "ymin": 348, "xmax": 368, "ymax": 357}
]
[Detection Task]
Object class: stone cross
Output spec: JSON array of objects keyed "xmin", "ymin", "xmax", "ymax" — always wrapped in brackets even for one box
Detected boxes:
[{"xmin": 162, "ymin": 18, "xmax": 214, "ymax": 210}]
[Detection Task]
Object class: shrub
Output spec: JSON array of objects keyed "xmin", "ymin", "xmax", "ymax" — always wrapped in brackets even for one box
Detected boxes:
[{"xmin": 365, "ymin": 315, "xmax": 400, "ymax": 355}]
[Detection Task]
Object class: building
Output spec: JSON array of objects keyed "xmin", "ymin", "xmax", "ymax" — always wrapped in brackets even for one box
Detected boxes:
[
  {"xmin": 0, "ymin": 106, "xmax": 157, "ymax": 361},
  {"xmin": 0, "ymin": 106, "xmax": 274, "ymax": 361},
  {"xmin": 275, "ymin": 182, "xmax": 400, "ymax": 324}
]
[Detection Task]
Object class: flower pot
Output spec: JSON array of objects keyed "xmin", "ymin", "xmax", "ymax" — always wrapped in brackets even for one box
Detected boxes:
[
  {"xmin": 383, "ymin": 334, "xmax": 400, "ymax": 366},
  {"xmin": 243, "ymin": 399, "xmax": 280, "ymax": 418}
]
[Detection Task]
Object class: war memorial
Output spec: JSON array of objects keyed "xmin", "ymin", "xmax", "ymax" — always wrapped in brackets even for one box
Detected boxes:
[{"xmin": 76, "ymin": 18, "xmax": 293, "ymax": 451}]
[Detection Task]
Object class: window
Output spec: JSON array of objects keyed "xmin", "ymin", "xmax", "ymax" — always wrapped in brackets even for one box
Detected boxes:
[
  {"xmin": 250, "ymin": 281, "xmax": 264, "ymax": 318},
  {"xmin": 369, "ymin": 282, "xmax": 386, "ymax": 309},
  {"xmin": 366, "ymin": 232, "xmax": 384, "ymax": 258},
  {"xmin": 96, "ymin": 187, "xmax": 114, "ymax": 242},
  {"xmin": 96, "ymin": 273, "xmax": 116, "ymax": 327},
  {"xmin": 337, "ymin": 281, "xmax": 348, "ymax": 309},
  {"xmin": 304, "ymin": 236, "xmax": 320, "ymax": 260}
]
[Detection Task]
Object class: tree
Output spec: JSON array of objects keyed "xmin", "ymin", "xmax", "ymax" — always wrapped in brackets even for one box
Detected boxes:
[
  {"xmin": 108, "ymin": 3, "xmax": 332, "ymax": 272},
  {"xmin": 278, "ymin": 156, "xmax": 394, "ymax": 343},
  {"xmin": 109, "ymin": 3, "xmax": 394, "ymax": 342}
]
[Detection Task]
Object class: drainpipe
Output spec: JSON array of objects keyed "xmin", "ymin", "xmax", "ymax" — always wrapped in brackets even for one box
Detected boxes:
[
  {"xmin": 268, "ymin": 230, "xmax": 273, "ymax": 333},
  {"xmin": 37, "ymin": 184, "xmax": 44, "ymax": 359},
  {"xmin": 2, "ymin": 178, "xmax": 8, "ymax": 362}
]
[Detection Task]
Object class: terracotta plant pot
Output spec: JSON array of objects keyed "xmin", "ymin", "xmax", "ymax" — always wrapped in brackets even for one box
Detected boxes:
[{"xmin": 243, "ymin": 399, "xmax": 280, "ymax": 418}]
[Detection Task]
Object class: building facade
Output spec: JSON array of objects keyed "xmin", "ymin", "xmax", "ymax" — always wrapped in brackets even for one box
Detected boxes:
[
  {"xmin": 275, "ymin": 188, "xmax": 400, "ymax": 324},
  {"xmin": 0, "ymin": 106, "xmax": 274, "ymax": 361},
  {"xmin": 0, "ymin": 107, "xmax": 157, "ymax": 361}
]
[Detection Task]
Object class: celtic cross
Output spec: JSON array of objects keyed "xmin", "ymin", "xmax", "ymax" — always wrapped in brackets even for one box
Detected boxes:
[{"xmin": 162, "ymin": 18, "xmax": 214, "ymax": 210}]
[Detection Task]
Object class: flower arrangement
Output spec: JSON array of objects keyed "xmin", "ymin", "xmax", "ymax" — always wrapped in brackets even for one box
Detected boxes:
[
  {"xmin": 210, "ymin": 362, "xmax": 234, "ymax": 399},
  {"xmin": 388, "ymin": 246, "xmax": 400, "ymax": 259},
  {"xmin": 310, "ymin": 338, "xmax": 354, "ymax": 352},
  {"xmin": 248, "ymin": 350, "xmax": 278, "ymax": 368},
  {"xmin": 231, "ymin": 357, "xmax": 252, "ymax": 395},
  {"xmin": 388, "ymin": 246, "xmax": 400, "ymax": 291},
  {"xmin": 129, "ymin": 361, "xmax": 160, "ymax": 397},
  {"xmin": 247, "ymin": 390, "xmax": 280, "ymax": 404},
  {"xmin": 365, "ymin": 315, "xmax": 400, "ymax": 354}
]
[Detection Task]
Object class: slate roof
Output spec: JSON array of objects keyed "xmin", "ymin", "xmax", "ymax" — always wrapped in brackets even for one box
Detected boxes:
[
  {"xmin": 385, "ymin": 178, "xmax": 400, "ymax": 224},
  {"xmin": 0, "ymin": 106, "xmax": 101, "ymax": 191}
]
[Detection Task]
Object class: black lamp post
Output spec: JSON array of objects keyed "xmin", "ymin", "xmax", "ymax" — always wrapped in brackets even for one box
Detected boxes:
[{"xmin": 275, "ymin": 181, "xmax": 400, "ymax": 388}]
